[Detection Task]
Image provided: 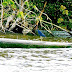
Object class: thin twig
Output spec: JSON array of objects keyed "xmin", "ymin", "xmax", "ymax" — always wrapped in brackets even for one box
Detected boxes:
[{"xmin": 41, "ymin": 23, "xmax": 54, "ymax": 36}]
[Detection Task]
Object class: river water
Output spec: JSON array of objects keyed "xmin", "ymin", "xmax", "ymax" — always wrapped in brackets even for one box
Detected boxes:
[{"xmin": 0, "ymin": 48, "xmax": 72, "ymax": 72}]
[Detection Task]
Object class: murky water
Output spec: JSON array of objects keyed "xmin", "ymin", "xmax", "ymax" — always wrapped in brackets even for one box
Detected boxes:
[{"xmin": 0, "ymin": 48, "xmax": 72, "ymax": 72}]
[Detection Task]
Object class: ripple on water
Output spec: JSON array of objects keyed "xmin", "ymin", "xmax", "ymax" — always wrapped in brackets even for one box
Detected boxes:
[{"xmin": 0, "ymin": 48, "xmax": 72, "ymax": 72}]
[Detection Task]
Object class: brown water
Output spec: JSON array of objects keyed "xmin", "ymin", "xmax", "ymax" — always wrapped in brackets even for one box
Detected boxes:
[{"xmin": 0, "ymin": 48, "xmax": 72, "ymax": 72}]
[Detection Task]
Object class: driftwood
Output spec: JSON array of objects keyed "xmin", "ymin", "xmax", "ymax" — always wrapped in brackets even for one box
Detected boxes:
[
  {"xmin": 5, "ymin": 11, "xmax": 16, "ymax": 29},
  {"xmin": 0, "ymin": 38, "xmax": 72, "ymax": 47}
]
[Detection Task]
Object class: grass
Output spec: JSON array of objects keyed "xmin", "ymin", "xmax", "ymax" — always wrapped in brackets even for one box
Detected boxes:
[
  {"xmin": 0, "ymin": 32, "xmax": 72, "ymax": 48},
  {"xmin": 0, "ymin": 42, "xmax": 71, "ymax": 48}
]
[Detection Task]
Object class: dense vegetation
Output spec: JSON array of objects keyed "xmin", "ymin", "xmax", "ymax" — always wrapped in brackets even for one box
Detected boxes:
[
  {"xmin": 0, "ymin": 0, "xmax": 72, "ymax": 36},
  {"xmin": 30, "ymin": 0, "xmax": 72, "ymax": 30}
]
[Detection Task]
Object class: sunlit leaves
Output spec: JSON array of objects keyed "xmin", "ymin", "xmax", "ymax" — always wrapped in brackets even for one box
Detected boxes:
[
  {"xmin": 2, "ymin": 2, "xmax": 8, "ymax": 7},
  {"xmin": 20, "ymin": 11, "xmax": 24, "ymax": 18},
  {"xmin": 3, "ymin": 0, "xmax": 6, "ymax": 2},
  {"xmin": 4, "ymin": 13, "xmax": 11, "ymax": 18},
  {"xmin": 24, "ymin": 1, "xmax": 29, "ymax": 7},
  {"xmin": 25, "ymin": 1, "xmax": 28, "ymax": 5},
  {"xmin": 10, "ymin": 0, "xmax": 14, "ymax": 5},
  {"xmin": 10, "ymin": 0, "xmax": 16, "ymax": 9},
  {"xmin": 4, "ymin": 13, "xmax": 7, "ymax": 16},
  {"xmin": 33, "ymin": 5, "xmax": 38, "ymax": 11},
  {"xmin": 17, "ymin": 11, "xmax": 24, "ymax": 18},
  {"xmin": 2, "ymin": 0, "xmax": 16, "ymax": 9},
  {"xmin": 11, "ymin": 4, "xmax": 16, "ymax": 9},
  {"xmin": 62, "ymin": 10, "xmax": 68, "ymax": 15},
  {"xmin": 69, "ymin": 19, "xmax": 72, "ymax": 23},
  {"xmin": 3, "ymin": 0, "xmax": 10, "ymax": 2},
  {"xmin": 60, "ymin": 5, "xmax": 68, "ymax": 15},
  {"xmin": 3, "ymin": 0, "xmax": 11, "ymax": 4},
  {"xmin": 60, "ymin": 5, "xmax": 66, "ymax": 11},
  {"xmin": 57, "ymin": 18, "xmax": 64, "ymax": 23}
]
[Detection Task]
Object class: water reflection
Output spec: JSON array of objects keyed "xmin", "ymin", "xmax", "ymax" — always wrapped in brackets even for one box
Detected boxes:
[{"xmin": 0, "ymin": 48, "xmax": 72, "ymax": 72}]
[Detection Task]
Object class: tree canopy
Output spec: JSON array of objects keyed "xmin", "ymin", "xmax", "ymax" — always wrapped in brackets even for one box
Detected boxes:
[{"xmin": 0, "ymin": 0, "xmax": 72, "ymax": 36}]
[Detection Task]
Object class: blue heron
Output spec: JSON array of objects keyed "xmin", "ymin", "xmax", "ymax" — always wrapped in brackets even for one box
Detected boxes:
[
  {"xmin": 33, "ymin": 25, "xmax": 46, "ymax": 38},
  {"xmin": 37, "ymin": 29, "xmax": 46, "ymax": 37}
]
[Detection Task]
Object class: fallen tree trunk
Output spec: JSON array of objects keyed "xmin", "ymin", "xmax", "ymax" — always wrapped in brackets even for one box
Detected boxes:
[{"xmin": 0, "ymin": 38, "xmax": 72, "ymax": 46}]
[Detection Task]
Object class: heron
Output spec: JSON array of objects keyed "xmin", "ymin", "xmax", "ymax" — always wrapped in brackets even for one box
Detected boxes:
[
  {"xmin": 33, "ymin": 25, "xmax": 46, "ymax": 41},
  {"xmin": 37, "ymin": 29, "xmax": 46, "ymax": 37}
]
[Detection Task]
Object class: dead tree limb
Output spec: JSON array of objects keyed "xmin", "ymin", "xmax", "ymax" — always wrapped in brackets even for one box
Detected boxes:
[
  {"xmin": 0, "ymin": 0, "xmax": 4, "ymax": 31},
  {"xmin": 42, "ymin": 20, "xmax": 72, "ymax": 36},
  {"xmin": 35, "ymin": 1, "xmax": 54, "ymax": 36}
]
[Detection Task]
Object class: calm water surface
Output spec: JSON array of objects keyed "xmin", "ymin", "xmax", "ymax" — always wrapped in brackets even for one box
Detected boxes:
[{"xmin": 0, "ymin": 48, "xmax": 72, "ymax": 72}]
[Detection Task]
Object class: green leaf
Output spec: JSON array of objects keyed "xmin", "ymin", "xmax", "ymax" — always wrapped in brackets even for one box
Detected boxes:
[
  {"xmin": 62, "ymin": 10, "xmax": 68, "ymax": 15},
  {"xmin": 33, "ymin": 5, "xmax": 38, "ymax": 11},
  {"xmin": 20, "ymin": 11, "xmax": 24, "ymax": 18},
  {"xmin": 24, "ymin": 1, "xmax": 28, "ymax": 5},
  {"xmin": 68, "ymin": 13, "xmax": 71, "ymax": 16},
  {"xmin": 57, "ymin": 18, "xmax": 64, "ymax": 23},
  {"xmin": 3, "ymin": 0, "xmax": 7, "ymax": 2},
  {"xmin": 10, "ymin": 0, "xmax": 14, "ymax": 5},
  {"xmin": 69, "ymin": 19, "xmax": 72, "ymax": 23},
  {"xmin": 2, "ymin": 2, "xmax": 8, "ymax": 7},
  {"xmin": 7, "ymin": 0, "xmax": 11, "ymax": 3},
  {"xmin": 17, "ymin": 11, "xmax": 24, "ymax": 18},
  {"xmin": 60, "ymin": 5, "xmax": 66, "ymax": 11},
  {"xmin": 11, "ymin": 4, "xmax": 16, "ymax": 9},
  {"xmin": 4, "ymin": 13, "xmax": 7, "ymax": 16},
  {"xmin": 33, "ymin": 5, "xmax": 36, "ymax": 9},
  {"xmin": 24, "ymin": 1, "xmax": 29, "ymax": 7}
]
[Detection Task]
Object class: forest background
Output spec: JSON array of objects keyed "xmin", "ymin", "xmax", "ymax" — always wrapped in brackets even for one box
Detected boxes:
[{"xmin": 0, "ymin": 0, "xmax": 72, "ymax": 36}]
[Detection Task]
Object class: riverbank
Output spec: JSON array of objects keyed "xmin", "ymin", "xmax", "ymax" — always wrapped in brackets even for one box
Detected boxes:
[
  {"xmin": 0, "ymin": 38, "xmax": 72, "ymax": 48},
  {"xmin": 0, "ymin": 31, "xmax": 72, "ymax": 48}
]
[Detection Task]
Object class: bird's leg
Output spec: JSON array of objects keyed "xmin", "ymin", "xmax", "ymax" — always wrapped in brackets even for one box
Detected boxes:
[
  {"xmin": 33, "ymin": 36, "xmax": 43, "ymax": 41},
  {"xmin": 33, "ymin": 37, "xmax": 42, "ymax": 41},
  {"xmin": 40, "ymin": 36, "xmax": 43, "ymax": 41}
]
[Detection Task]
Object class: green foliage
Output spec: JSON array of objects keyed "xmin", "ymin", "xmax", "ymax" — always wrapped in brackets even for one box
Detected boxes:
[
  {"xmin": 2, "ymin": 2, "xmax": 8, "ymax": 7},
  {"xmin": 62, "ymin": 10, "xmax": 68, "ymax": 15},
  {"xmin": 60, "ymin": 5, "xmax": 66, "ymax": 11},
  {"xmin": 4, "ymin": 13, "xmax": 8, "ymax": 17},
  {"xmin": 33, "ymin": 5, "xmax": 38, "ymax": 11},
  {"xmin": 60, "ymin": 5, "xmax": 68, "ymax": 15},
  {"xmin": 69, "ymin": 19, "xmax": 72, "ymax": 23},
  {"xmin": 10, "ymin": 0, "xmax": 14, "ymax": 5},
  {"xmin": 29, "ymin": 0, "xmax": 72, "ymax": 30},
  {"xmin": 57, "ymin": 4, "xmax": 72, "ymax": 30},
  {"xmin": 57, "ymin": 18, "xmax": 64, "ymax": 23},
  {"xmin": 24, "ymin": 1, "xmax": 29, "ymax": 8},
  {"xmin": 2, "ymin": 0, "xmax": 72, "ymax": 32},
  {"xmin": 2, "ymin": 0, "xmax": 16, "ymax": 9},
  {"xmin": 17, "ymin": 11, "xmax": 24, "ymax": 18}
]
